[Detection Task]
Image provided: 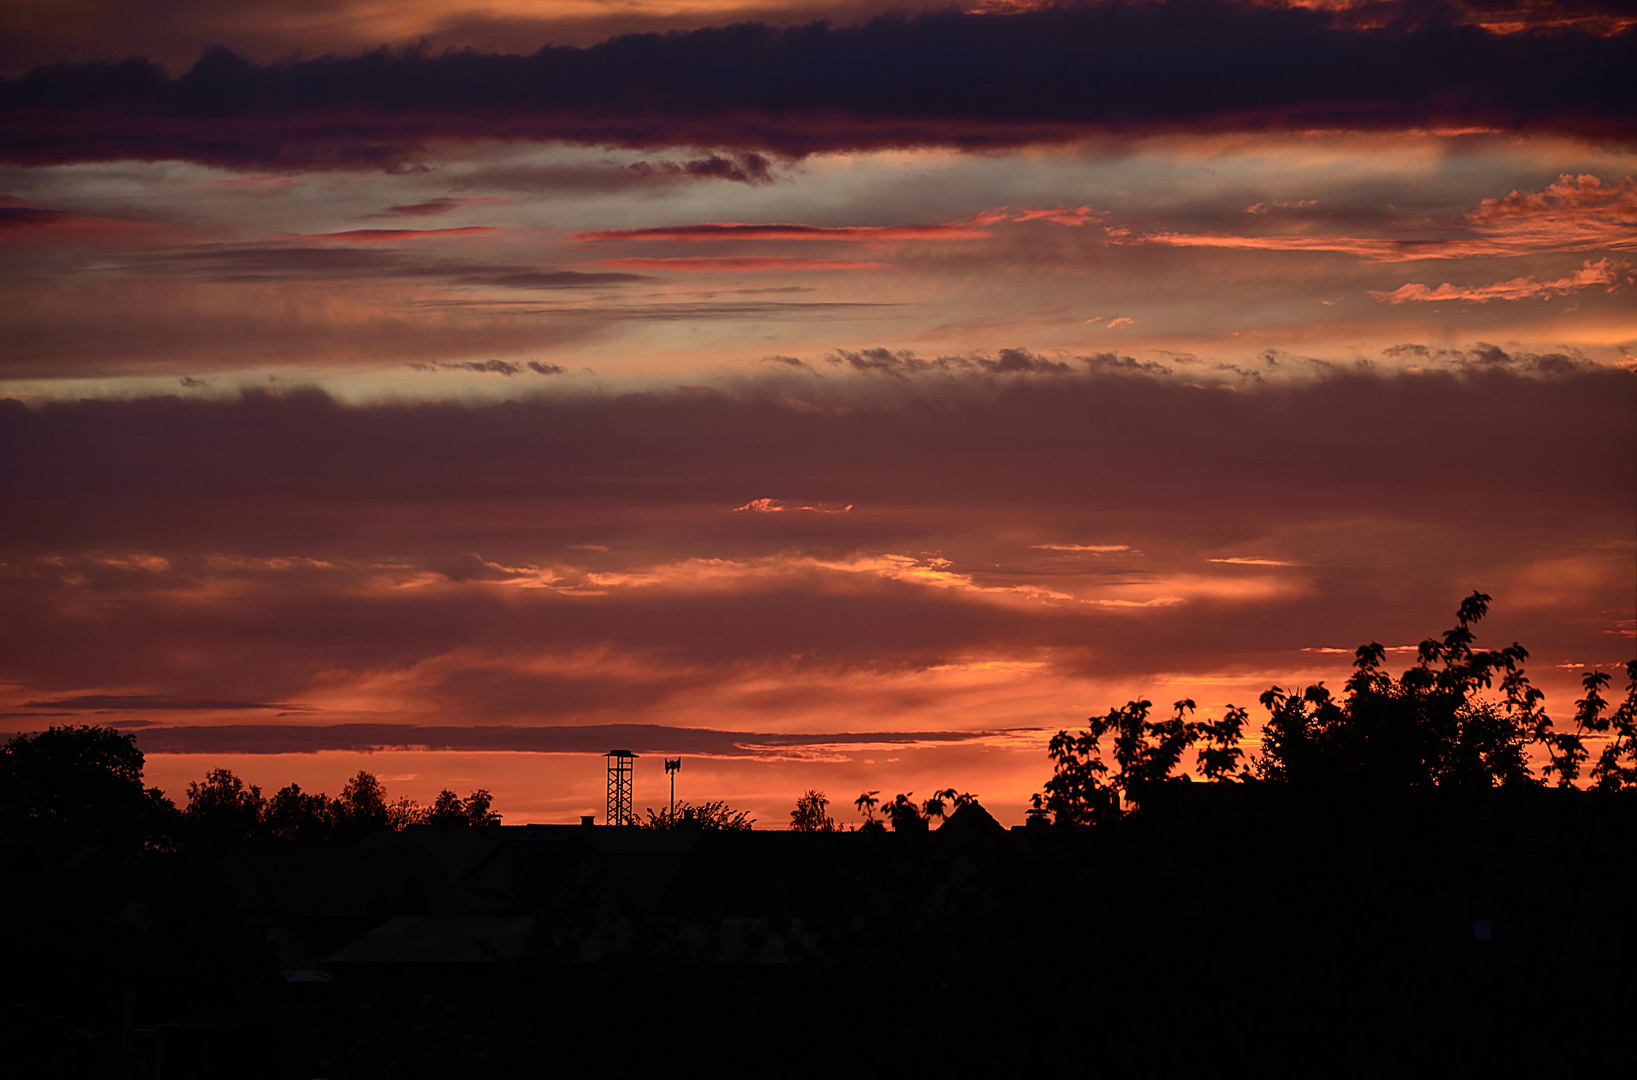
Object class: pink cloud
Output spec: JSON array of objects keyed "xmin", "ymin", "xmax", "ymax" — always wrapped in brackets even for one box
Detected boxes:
[
  {"xmin": 1130, "ymin": 175, "xmax": 1637, "ymax": 263},
  {"xmin": 1370, "ymin": 258, "xmax": 1625, "ymax": 304},
  {"xmin": 733, "ymin": 498, "xmax": 854, "ymax": 513}
]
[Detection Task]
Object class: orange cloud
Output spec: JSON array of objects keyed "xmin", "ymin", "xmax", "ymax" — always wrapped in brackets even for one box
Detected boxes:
[
  {"xmin": 576, "ymin": 206, "xmax": 1101, "ymax": 246},
  {"xmin": 1132, "ymin": 175, "xmax": 1637, "ymax": 263},
  {"xmin": 733, "ymin": 498, "xmax": 854, "ymax": 513},
  {"xmin": 1370, "ymin": 258, "xmax": 1624, "ymax": 304},
  {"xmin": 595, "ymin": 256, "xmax": 893, "ymax": 272},
  {"xmin": 576, "ymin": 221, "xmax": 990, "ymax": 243},
  {"xmin": 1467, "ymin": 174, "xmax": 1637, "ymax": 251},
  {"xmin": 1030, "ymin": 544, "xmax": 1131, "ymax": 553}
]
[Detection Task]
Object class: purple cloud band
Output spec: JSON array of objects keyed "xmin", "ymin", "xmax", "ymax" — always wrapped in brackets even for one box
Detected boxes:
[
  {"xmin": 124, "ymin": 722, "xmax": 1015, "ymax": 756},
  {"xmin": 3, "ymin": 2, "xmax": 1632, "ymax": 168}
]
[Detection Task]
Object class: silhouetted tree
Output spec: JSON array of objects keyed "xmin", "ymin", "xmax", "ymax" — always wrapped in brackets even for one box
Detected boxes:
[
  {"xmin": 428, "ymin": 788, "xmax": 501, "ymax": 826},
  {"xmin": 853, "ymin": 790, "xmax": 885, "ymax": 833},
  {"xmin": 185, "ymin": 767, "xmax": 265, "ymax": 848},
  {"xmin": 883, "ymin": 793, "xmax": 927, "ymax": 832},
  {"xmin": 1255, "ymin": 593, "xmax": 1548, "ymax": 787},
  {"xmin": 0, "ymin": 725, "xmax": 174, "ymax": 848},
  {"xmin": 790, "ymin": 790, "xmax": 837, "ymax": 831},
  {"xmin": 1039, "ymin": 593, "xmax": 1630, "ymax": 821},
  {"xmin": 336, "ymin": 769, "xmax": 391, "ymax": 835},
  {"xmin": 641, "ymin": 799, "xmax": 753, "ymax": 830},
  {"xmin": 1040, "ymin": 697, "xmax": 1237, "ymax": 824},
  {"xmin": 1573, "ymin": 662, "xmax": 1637, "ymax": 790},
  {"xmin": 264, "ymin": 782, "xmax": 337, "ymax": 842}
]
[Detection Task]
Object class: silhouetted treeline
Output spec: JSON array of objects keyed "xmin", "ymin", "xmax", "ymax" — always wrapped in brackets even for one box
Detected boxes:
[
  {"xmin": 1036, "ymin": 593, "xmax": 1637, "ymax": 825},
  {"xmin": 0, "ymin": 736, "xmax": 498, "ymax": 856},
  {"xmin": 2, "ymin": 593, "xmax": 1633, "ymax": 1075}
]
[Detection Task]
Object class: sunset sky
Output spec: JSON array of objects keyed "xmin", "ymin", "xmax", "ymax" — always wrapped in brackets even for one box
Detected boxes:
[{"xmin": 2, "ymin": 0, "xmax": 1633, "ymax": 827}]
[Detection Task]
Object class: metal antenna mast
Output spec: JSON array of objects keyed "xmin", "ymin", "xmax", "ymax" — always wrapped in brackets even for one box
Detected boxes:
[
  {"xmin": 664, "ymin": 758, "xmax": 681, "ymax": 822},
  {"xmin": 606, "ymin": 749, "xmax": 636, "ymax": 826}
]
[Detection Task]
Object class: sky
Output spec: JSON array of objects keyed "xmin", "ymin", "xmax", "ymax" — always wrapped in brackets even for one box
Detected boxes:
[{"xmin": 2, "ymin": 0, "xmax": 1633, "ymax": 827}]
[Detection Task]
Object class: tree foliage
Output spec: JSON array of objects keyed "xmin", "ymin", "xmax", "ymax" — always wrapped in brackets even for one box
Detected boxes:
[
  {"xmin": 789, "ymin": 789, "xmax": 837, "ymax": 831},
  {"xmin": 428, "ymin": 788, "xmax": 500, "ymax": 826},
  {"xmin": 1038, "ymin": 699, "xmax": 1249, "ymax": 825},
  {"xmin": 0, "ymin": 725, "xmax": 172, "ymax": 848},
  {"xmin": 851, "ymin": 788, "xmax": 975, "ymax": 832},
  {"xmin": 641, "ymin": 799, "xmax": 754, "ymax": 830},
  {"xmin": 1037, "ymin": 593, "xmax": 1637, "ymax": 824}
]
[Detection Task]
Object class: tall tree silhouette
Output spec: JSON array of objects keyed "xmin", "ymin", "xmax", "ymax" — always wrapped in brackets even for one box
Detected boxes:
[
  {"xmin": 1037, "ymin": 594, "xmax": 1630, "ymax": 822},
  {"xmin": 790, "ymin": 790, "xmax": 837, "ymax": 831},
  {"xmin": 1255, "ymin": 592, "xmax": 1545, "ymax": 787},
  {"xmin": 0, "ymin": 725, "xmax": 173, "ymax": 848},
  {"xmin": 1040, "ymin": 698, "xmax": 1246, "ymax": 824},
  {"xmin": 185, "ymin": 767, "xmax": 265, "ymax": 849}
]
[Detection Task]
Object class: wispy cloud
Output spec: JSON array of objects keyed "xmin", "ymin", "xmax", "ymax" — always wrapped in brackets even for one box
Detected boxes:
[
  {"xmin": 1032, "ymin": 544, "xmax": 1132, "ymax": 553},
  {"xmin": 292, "ymin": 227, "xmax": 500, "ymax": 243},
  {"xmin": 596, "ymin": 256, "xmax": 894, "ymax": 272},
  {"xmin": 1370, "ymin": 258, "xmax": 1624, "ymax": 304},
  {"xmin": 733, "ymin": 498, "xmax": 854, "ymax": 513},
  {"xmin": 1130, "ymin": 175, "xmax": 1637, "ymax": 263}
]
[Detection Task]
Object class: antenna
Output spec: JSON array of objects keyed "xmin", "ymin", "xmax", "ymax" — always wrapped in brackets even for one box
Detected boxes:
[
  {"xmin": 664, "ymin": 758, "xmax": 682, "ymax": 822},
  {"xmin": 606, "ymin": 750, "xmax": 636, "ymax": 826}
]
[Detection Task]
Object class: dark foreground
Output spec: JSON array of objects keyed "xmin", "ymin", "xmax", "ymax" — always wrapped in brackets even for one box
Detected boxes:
[{"xmin": 5, "ymin": 785, "xmax": 1632, "ymax": 1077}]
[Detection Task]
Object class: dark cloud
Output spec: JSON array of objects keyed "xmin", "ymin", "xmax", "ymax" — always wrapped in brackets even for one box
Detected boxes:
[
  {"xmin": 405, "ymin": 358, "xmax": 571, "ymax": 377},
  {"xmin": 2, "ymin": 3, "xmax": 1631, "ymax": 169},
  {"xmin": 0, "ymin": 205, "xmax": 66, "ymax": 226},
  {"xmin": 374, "ymin": 197, "xmax": 467, "ymax": 217},
  {"xmin": 127, "ymin": 722, "xmax": 1014, "ymax": 756},
  {"xmin": 825, "ymin": 347, "xmax": 1083, "ymax": 377},
  {"xmin": 623, "ymin": 152, "xmax": 778, "ymax": 185},
  {"xmin": 132, "ymin": 244, "xmax": 650, "ymax": 289},
  {"xmin": 20, "ymin": 693, "xmax": 307, "ymax": 711}
]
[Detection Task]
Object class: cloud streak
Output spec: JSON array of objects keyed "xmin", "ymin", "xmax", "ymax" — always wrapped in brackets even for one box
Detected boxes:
[
  {"xmin": 1370, "ymin": 258, "xmax": 1625, "ymax": 304},
  {"xmin": 123, "ymin": 722, "xmax": 1016, "ymax": 757}
]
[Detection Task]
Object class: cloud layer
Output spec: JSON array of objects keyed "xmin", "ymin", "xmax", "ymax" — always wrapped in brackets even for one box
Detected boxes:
[{"xmin": 4, "ymin": 3, "xmax": 1633, "ymax": 169}]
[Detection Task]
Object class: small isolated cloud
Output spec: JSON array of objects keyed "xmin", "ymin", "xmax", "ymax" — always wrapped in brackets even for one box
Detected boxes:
[
  {"xmin": 625, "ymin": 153, "xmax": 778, "ymax": 185},
  {"xmin": 1032, "ymin": 544, "xmax": 1132, "ymax": 553},
  {"xmin": 577, "ymin": 221, "xmax": 988, "ymax": 244},
  {"xmin": 733, "ymin": 498, "xmax": 854, "ymax": 514},
  {"xmin": 1301, "ymin": 645, "xmax": 1419, "ymax": 655},
  {"xmin": 1131, "ymin": 175, "xmax": 1637, "ymax": 263},
  {"xmin": 372, "ymin": 196, "xmax": 513, "ymax": 218},
  {"xmin": 409, "ymin": 359, "xmax": 566, "ymax": 376},
  {"xmin": 21, "ymin": 693, "xmax": 310, "ymax": 712},
  {"xmin": 294, "ymin": 227, "xmax": 499, "ymax": 243},
  {"xmin": 1209, "ymin": 557, "xmax": 1300, "ymax": 566},
  {"xmin": 1370, "ymin": 258, "xmax": 1624, "ymax": 304},
  {"xmin": 1246, "ymin": 200, "xmax": 1318, "ymax": 214},
  {"xmin": 1007, "ymin": 205, "xmax": 1105, "ymax": 227},
  {"xmin": 822, "ymin": 347, "xmax": 1075, "ymax": 378},
  {"xmin": 597, "ymin": 257, "xmax": 893, "ymax": 272},
  {"xmin": 1105, "ymin": 317, "xmax": 1135, "ymax": 329},
  {"xmin": 212, "ymin": 175, "xmax": 298, "ymax": 189}
]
